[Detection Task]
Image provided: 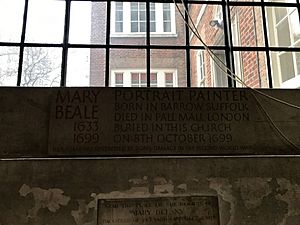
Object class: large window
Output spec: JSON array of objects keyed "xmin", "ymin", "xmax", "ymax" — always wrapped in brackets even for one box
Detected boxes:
[{"xmin": 0, "ymin": 0, "xmax": 299, "ymax": 88}]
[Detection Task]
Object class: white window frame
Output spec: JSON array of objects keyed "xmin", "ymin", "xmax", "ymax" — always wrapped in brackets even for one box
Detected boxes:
[
  {"xmin": 267, "ymin": 3, "xmax": 300, "ymax": 88},
  {"xmin": 111, "ymin": 2, "xmax": 177, "ymax": 37},
  {"xmin": 197, "ymin": 50, "xmax": 205, "ymax": 87},
  {"xmin": 110, "ymin": 69, "xmax": 178, "ymax": 87},
  {"xmin": 231, "ymin": 14, "xmax": 244, "ymax": 87}
]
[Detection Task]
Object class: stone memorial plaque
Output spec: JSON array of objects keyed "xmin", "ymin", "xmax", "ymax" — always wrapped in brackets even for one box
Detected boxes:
[
  {"xmin": 97, "ymin": 196, "xmax": 220, "ymax": 225},
  {"xmin": 48, "ymin": 88, "xmax": 258, "ymax": 155}
]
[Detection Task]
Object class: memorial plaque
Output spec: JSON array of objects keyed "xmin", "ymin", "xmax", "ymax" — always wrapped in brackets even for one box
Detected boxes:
[
  {"xmin": 48, "ymin": 88, "xmax": 259, "ymax": 155},
  {"xmin": 97, "ymin": 196, "xmax": 220, "ymax": 225}
]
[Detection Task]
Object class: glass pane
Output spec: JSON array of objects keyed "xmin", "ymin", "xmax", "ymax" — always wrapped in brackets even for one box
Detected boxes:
[
  {"xmin": 140, "ymin": 22, "xmax": 146, "ymax": 32},
  {"xmin": 111, "ymin": 2, "xmax": 146, "ymax": 45},
  {"xmin": 25, "ymin": 0, "xmax": 65, "ymax": 43},
  {"xmin": 0, "ymin": 0, "xmax": 25, "ymax": 42},
  {"xmin": 271, "ymin": 52, "xmax": 296, "ymax": 87},
  {"xmin": 275, "ymin": 7, "xmax": 287, "ymax": 23},
  {"xmin": 21, "ymin": 47, "xmax": 61, "ymax": 87},
  {"xmin": 70, "ymin": 2, "xmax": 106, "ymax": 45},
  {"xmin": 110, "ymin": 49, "xmax": 146, "ymax": 87},
  {"xmin": 151, "ymin": 49, "xmax": 186, "ymax": 87},
  {"xmin": 212, "ymin": 51, "xmax": 228, "ymax": 87},
  {"xmin": 279, "ymin": 52, "xmax": 295, "ymax": 82},
  {"xmin": 139, "ymin": 11, "xmax": 146, "ymax": 21},
  {"xmin": 131, "ymin": 11, "xmax": 138, "ymax": 21},
  {"xmin": 0, "ymin": 47, "xmax": 19, "ymax": 86},
  {"xmin": 190, "ymin": 49, "xmax": 207, "ymax": 87},
  {"xmin": 67, "ymin": 48, "xmax": 93, "ymax": 87},
  {"xmin": 234, "ymin": 51, "xmax": 269, "ymax": 88},
  {"xmin": 290, "ymin": 9, "xmax": 300, "ymax": 42},
  {"xmin": 266, "ymin": 7, "xmax": 298, "ymax": 47},
  {"xmin": 277, "ymin": 19, "xmax": 291, "ymax": 46},
  {"xmin": 189, "ymin": 5, "xmax": 225, "ymax": 46},
  {"xmin": 151, "ymin": 3, "xmax": 184, "ymax": 45},
  {"xmin": 89, "ymin": 49, "xmax": 106, "ymax": 87},
  {"xmin": 230, "ymin": 6, "xmax": 265, "ymax": 47}
]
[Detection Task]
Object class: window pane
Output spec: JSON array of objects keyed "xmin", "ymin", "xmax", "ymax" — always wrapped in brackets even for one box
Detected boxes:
[
  {"xmin": 67, "ymin": 48, "xmax": 94, "ymax": 87},
  {"xmin": 230, "ymin": 6, "xmax": 265, "ymax": 47},
  {"xmin": 290, "ymin": 9, "xmax": 300, "ymax": 42},
  {"xmin": 70, "ymin": 2, "xmax": 106, "ymax": 45},
  {"xmin": 89, "ymin": 49, "xmax": 106, "ymax": 87},
  {"xmin": 275, "ymin": 7, "xmax": 287, "ymax": 23},
  {"xmin": 151, "ymin": 49, "xmax": 186, "ymax": 87},
  {"xmin": 21, "ymin": 47, "xmax": 61, "ymax": 87},
  {"xmin": 189, "ymin": 5, "xmax": 225, "ymax": 46},
  {"xmin": 191, "ymin": 50, "xmax": 206, "ymax": 87},
  {"xmin": 267, "ymin": 7, "xmax": 298, "ymax": 47},
  {"xmin": 110, "ymin": 49, "xmax": 146, "ymax": 87},
  {"xmin": 234, "ymin": 51, "xmax": 268, "ymax": 88},
  {"xmin": 0, "ymin": 47, "xmax": 19, "ymax": 86},
  {"xmin": 131, "ymin": 22, "xmax": 138, "ymax": 32},
  {"xmin": 279, "ymin": 52, "xmax": 295, "ymax": 82},
  {"xmin": 277, "ymin": 19, "xmax": 291, "ymax": 46},
  {"xmin": 212, "ymin": 51, "xmax": 228, "ymax": 87},
  {"xmin": 0, "ymin": 0, "xmax": 25, "ymax": 42},
  {"xmin": 131, "ymin": 11, "xmax": 138, "ymax": 21},
  {"xmin": 271, "ymin": 51, "xmax": 298, "ymax": 87},
  {"xmin": 25, "ymin": 0, "xmax": 65, "ymax": 43}
]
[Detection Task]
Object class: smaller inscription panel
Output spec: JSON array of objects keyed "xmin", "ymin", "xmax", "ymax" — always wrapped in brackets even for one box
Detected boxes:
[{"xmin": 97, "ymin": 196, "xmax": 220, "ymax": 225}]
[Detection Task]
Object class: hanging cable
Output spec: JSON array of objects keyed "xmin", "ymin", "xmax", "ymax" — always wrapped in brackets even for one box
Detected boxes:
[{"xmin": 173, "ymin": 0, "xmax": 300, "ymax": 149}]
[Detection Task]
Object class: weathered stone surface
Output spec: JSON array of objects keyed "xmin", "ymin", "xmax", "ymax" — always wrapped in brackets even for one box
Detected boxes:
[
  {"xmin": 0, "ymin": 88, "xmax": 299, "ymax": 157},
  {"xmin": 0, "ymin": 157, "xmax": 299, "ymax": 225}
]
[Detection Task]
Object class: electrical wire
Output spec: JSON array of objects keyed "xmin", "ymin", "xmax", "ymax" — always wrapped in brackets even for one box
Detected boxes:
[
  {"xmin": 174, "ymin": 0, "xmax": 300, "ymax": 110},
  {"xmin": 173, "ymin": 0, "xmax": 300, "ymax": 150}
]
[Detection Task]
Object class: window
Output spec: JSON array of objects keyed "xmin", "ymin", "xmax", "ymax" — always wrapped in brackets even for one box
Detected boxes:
[
  {"xmin": 111, "ymin": 70, "xmax": 176, "ymax": 87},
  {"xmin": 1, "ymin": 0, "xmax": 300, "ymax": 88},
  {"xmin": 267, "ymin": 3, "xmax": 300, "ymax": 88},
  {"xmin": 111, "ymin": 2, "xmax": 176, "ymax": 36},
  {"xmin": 212, "ymin": 51, "xmax": 228, "ymax": 87},
  {"xmin": 115, "ymin": 2, "xmax": 123, "ymax": 32}
]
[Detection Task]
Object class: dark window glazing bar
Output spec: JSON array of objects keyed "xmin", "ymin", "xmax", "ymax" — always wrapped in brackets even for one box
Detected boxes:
[
  {"xmin": 261, "ymin": 0, "xmax": 273, "ymax": 88},
  {"xmin": 105, "ymin": 0, "xmax": 111, "ymax": 87},
  {"xmin": 185, "ymin": 0, "xmax": 191, "ymax": 87},
  {"xmin": 61, "ymin": 0, "xmax": 71, "ymax": 86},
  {"xmin": 17, "ymin": 0, "xmax": 29, "ymax": 86},
  {"xmin": 222, "ymin": 0, "xmax": 234, "ymax": 87},
  {"xmin": 146, "ymin": 1, "xmax": 151, "ymax": 87}
]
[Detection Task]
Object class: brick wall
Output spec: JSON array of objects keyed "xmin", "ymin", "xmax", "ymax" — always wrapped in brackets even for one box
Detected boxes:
[
  {"xmin": 90, "ymin": 3, "xmax": 269, "ymax": 88},
  {"xmin": 90, "ymin": 3, "xmax": 187, "ymax": 87}
]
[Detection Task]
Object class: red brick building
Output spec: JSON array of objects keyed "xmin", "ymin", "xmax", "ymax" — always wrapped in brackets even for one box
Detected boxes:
[{"xmin": 90, "ymin": 1, "xmax": 300, "ymax": 88}]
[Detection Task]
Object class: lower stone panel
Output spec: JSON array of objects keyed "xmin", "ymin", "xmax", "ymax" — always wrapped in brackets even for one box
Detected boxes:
[{"xmin": 0, "ymin": 157, "xmax": 299, "ymax": 225}]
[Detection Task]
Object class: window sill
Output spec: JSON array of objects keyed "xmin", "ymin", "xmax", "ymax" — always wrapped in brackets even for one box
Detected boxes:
[
  {"xmin": 110, "ymin": 33, "xmax": 178, "ymax": 38},
  {"xmin": 281, "ymin": 75, "xmax": 300, "ymax": 88}
]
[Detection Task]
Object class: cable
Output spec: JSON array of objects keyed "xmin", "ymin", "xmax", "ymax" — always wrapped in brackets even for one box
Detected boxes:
[
  {"xmin": 173, "ymin": 0, "xmax": 300, "ymax": 110},
  {"xmin": 173, "ymin": 1, "xmax": 300, "ymax": 149}
]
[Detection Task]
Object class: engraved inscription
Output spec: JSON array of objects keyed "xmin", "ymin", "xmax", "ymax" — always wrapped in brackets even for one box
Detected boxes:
[
  {"xmin": 48, "ymin": 88, "xmax": 256, "ymax": 155},
  {"xmin": 97, "ymin": 196, "xmax": 220, "ymax": 225}
]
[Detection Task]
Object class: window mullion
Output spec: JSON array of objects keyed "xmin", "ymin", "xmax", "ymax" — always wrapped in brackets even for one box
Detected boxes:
[
  {"xmin": 17, "ymin": 0, "xmax": 29, "ymax": 86},
  {"xmin": 261, "ymin": 0, "xmax": 273, "ymax": 88},
  {"xmin": 60, "ymin": 0, "xmax": 71, "ymax": 87},
  {"xmin": 146, "ymin": 1, "xmax": 150, "ymax": 87}
]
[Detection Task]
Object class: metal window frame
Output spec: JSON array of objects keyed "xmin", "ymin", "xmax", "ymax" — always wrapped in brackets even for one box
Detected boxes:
[{"xmin": 0, "ymin": 0, "xmax": 300, "ymax": 87}]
